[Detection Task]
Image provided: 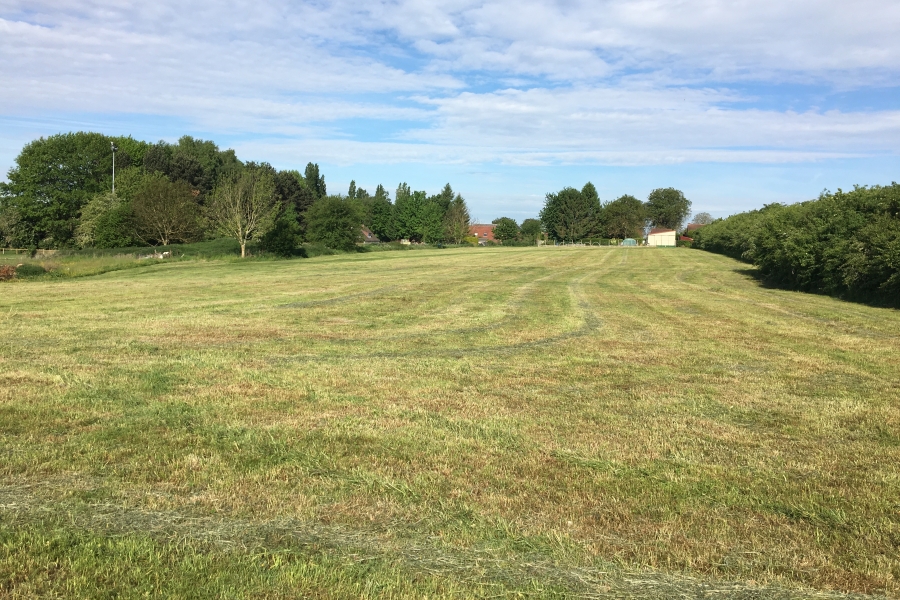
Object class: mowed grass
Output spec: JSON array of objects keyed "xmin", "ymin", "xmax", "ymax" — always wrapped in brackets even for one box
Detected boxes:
[{"xmin": 1, "ymin": 246, "xmax": 898, "ymax": 598}]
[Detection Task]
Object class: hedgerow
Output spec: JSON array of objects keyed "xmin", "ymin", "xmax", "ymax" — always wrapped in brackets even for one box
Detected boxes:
[{"xmin": 691, "ymin": 184, "xmax": 900, "ymax": 307}]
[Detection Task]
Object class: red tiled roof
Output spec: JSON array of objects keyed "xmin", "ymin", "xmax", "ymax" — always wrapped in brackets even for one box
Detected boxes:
[
  {"xmin": 648, "ymin": 228, "xmax": 676, "ymax": 235},
  {"xmin": 469, "ymin": 224, "xmax": 496, "ymax": 241},
  {"xmin": 686, "ymin": 223, "xmax": 706, "ymax": 231}
]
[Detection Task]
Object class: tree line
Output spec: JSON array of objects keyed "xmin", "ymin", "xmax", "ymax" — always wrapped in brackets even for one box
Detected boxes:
[
  {"xmin": 489, "ymin": 183, "xmax": 693, "ymax": 244},
  {"xmin": 691, "ymin": 184, "xmax": 900, "ymax": 307},
  {"xmin": 0, "ymin": 132, "xmax": 476, "ymax": 256}
]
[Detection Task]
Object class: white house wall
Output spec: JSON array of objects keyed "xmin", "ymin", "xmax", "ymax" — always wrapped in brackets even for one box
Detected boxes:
[{"xmin": 647, "ymin": 232, "xmax": 677, "ymax": 247}]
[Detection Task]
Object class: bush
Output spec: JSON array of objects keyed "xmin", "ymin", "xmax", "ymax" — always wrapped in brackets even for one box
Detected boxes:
[
  {"xmin": 305, "ymin": 197, "xmax": 362, "ymax": 252},
  {"xmin": 94, "ymin": 205, "xmax": 138, "ymax": 248},
  {"xmin": 13, "ymin": 263, "xmax": 46, "ymax": 277},
  {"xmin": 692, "ymin": 184, "xmax": 900, "ymax": 307},
  {"xmin": 260, "ymin": 206, "xmax": 304, "ymax": 257}
]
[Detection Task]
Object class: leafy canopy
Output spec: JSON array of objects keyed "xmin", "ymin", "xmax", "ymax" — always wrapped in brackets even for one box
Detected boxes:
[
  {"xmin": 646, "ymin": 187, "xmax": 691, "ymax": 230},
  {"xmin": 540, "ymin": 183, "xmax": 602, "ymax": 242},
  {"xmin": 305, "ymin": 196, "xmax": 362, "ymax": 252},
  {"xmin": 491, "ymin": 217, "xmax": 520, "ymax": 242},
  {"xmin": 604, "ymin": 195, "xmax": 646, "ymax": 240}
]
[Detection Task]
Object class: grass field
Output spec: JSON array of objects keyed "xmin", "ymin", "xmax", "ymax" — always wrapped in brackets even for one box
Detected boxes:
[{"xmin": 1, "ymin": 246, "xmax": 898, "ymax": 598}]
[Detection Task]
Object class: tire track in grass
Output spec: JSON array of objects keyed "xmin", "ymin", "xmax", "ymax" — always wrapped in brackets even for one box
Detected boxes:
[
  {"xmin": 279, "ymin": 250, "xmax": 598, "ymax": 343},
  {"xmin": 0, "ymin": 480, "xmax": 870, "ymax": 599},
  {"xmin": 271, "ymin": 250, "xmax": 615, "ymax": 362}
]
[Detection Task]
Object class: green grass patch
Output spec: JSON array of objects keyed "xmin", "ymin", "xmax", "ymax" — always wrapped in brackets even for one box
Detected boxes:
[{"xmin": 1, "ymin": 246, "xmax": 897, "ymax": 597}]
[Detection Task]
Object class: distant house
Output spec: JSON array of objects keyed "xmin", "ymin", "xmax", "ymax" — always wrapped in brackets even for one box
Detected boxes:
[
  {"xmin": 679, "ymin": 235, "xmax": 694, "ymax": 242},
  {"xmin": 361, "ymin": 226, "xmax": 379, "ymax": 243},
  {"xmin": 647, "ymin": 228, "xmax": 677, "ymax": 247},
  {"xmin": 469, "ymin": 224, "xmax": 497, "ymax": 245},
  {"xmin": 686, "ymin": 223, "xmax": 706, "ymax": 233}
]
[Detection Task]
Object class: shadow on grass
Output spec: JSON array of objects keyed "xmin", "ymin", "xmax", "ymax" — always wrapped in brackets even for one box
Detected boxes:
[{"xmin": 731, "ymin": 267, "xmax": 899, "ymax": 310}]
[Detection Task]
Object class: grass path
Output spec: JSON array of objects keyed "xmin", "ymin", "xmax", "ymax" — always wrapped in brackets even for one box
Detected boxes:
[{"xmin": 1, "ymin": 247, "xmax": 898, "ymax": 597}]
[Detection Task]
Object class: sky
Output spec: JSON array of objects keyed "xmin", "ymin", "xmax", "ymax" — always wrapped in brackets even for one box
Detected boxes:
[{"xmin": 2, "ymin": 0, "xmax": 899, "ymax": 223}]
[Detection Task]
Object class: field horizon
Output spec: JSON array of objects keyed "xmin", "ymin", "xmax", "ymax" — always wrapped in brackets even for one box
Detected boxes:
[{"xmin": 1, "ymin": 246, "xmax": 898, "ymax": 598}]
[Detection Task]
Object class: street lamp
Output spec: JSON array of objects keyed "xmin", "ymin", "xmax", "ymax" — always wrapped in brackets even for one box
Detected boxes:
[{"xmin": 111, "ymin": 142, "xmax": 119, "ymax": 194}]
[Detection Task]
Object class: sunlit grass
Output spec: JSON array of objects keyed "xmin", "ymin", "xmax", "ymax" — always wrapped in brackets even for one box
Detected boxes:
[{"xmin": 1, "ymin": 246, "xmax": 898, "ymax": 597}]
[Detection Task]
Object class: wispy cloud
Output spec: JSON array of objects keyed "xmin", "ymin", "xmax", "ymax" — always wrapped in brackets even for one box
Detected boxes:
[{"xmin": 1, "ymin": 0, "xmax": 899, "ymax": 211}]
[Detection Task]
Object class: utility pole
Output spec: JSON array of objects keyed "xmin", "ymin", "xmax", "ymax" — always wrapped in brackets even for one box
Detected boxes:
[{"xmin": 111, "ymin": 142, "xmax": 118, "ymax": 194}]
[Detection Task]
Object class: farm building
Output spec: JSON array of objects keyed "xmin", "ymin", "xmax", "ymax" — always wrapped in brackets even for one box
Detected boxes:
[
  {"xmin": 469, "ymin": 224, "xmax": 497, "ymax": 244},
  {"xmin": 647, "ymin": 228, "xmax": 677, "ymax": 247}
]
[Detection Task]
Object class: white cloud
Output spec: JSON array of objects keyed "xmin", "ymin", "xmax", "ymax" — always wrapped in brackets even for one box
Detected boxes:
[{"xmin": 1, "ymin": 0, "xmax": 899, "ymax": 174}]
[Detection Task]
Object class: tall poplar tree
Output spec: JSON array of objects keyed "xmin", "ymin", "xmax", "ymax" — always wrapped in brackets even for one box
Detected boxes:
[
  {"xmin": 370, "ymin": 184, "xmax": 395, "ymax": 241},
  {"xmin": 303, "ymin": 163, "xmax": 327, "ymax": 199}
]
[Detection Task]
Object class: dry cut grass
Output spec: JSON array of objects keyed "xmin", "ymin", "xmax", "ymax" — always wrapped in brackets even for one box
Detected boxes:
[{"xmin": 1, "ymin": 246, "xmax": 898, "ymax": 598}]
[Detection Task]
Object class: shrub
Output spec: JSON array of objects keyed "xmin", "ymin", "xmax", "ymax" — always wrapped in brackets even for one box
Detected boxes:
[
  {"xmin": 260, "ymin": 206, "xmax": 304, "ymax": 257},
  {"xmin": 692, "ymin": 184, "xmax": 900, "ymax": 307},
  {"xmin": 305, "ymin": 197, "xmax": 362, "ymax": 252},
  {"xmin": 12, "ymin": 263, "xmax": 46, "ymax": 278},
  {"xmin": 94, "ymin": 205, "xmax": 138, "ymax": 248}
]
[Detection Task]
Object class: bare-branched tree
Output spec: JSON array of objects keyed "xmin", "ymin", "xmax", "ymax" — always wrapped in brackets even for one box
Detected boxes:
[
  {"xmin": 207, "ymin": 168, "xmax": 279, "ymax": 257},
  {"xmin": 132, "ymin": 176, "xmax": 200, "ymax": 246}
]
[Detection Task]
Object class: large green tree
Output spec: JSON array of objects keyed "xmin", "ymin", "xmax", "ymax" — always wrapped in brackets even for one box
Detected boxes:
[
  {"xmin": 132, "ymin": 176, "xmax": 202, "ymax": 247},
  {"xmin": 645, "ymin": 187, "xmax": 692, "ymax": 230},
  {"xmin": 142, "ymin": 137, "xmax": 240, "ymax": 199},
  {"xmin": 540, "ymin": 183, "xmax": 602, "ymax": 242},
  {"xmin": 274, "ymin": 170, "xmax": 313, "ymax": 215},
  {"xmin": 273, "ymin": 170, "xmax": 316, "ymax": 239},
  {"xmin": 520, "ymin": 218, "xmax": 542, "ymax": 243},
  {"xmin": 260, "ymin": 204, "xmax": 303, "ymax": 257},
  {"xmin": 172, "ymin": 136, "xmax": 240, "ymax": 197},
  {"xmin": 0, "ymin": 132, "xmax": 120, "ymax": 247},
  {"xmin": 443, "ymin": 194, "xmax": 471, "ymax": 244},
  {"xmin": 395, "ymin": 184, "xmax": 426, "ymax": 241},
  {"xmin": 370, "ymin": 184, "xmax": 396, "ymax": 241},
  {"xmin": 75, "ymin": 191, "xmax": 133, "ymax": 249},
  {"xmin": 305, "ymin": 196, "xmax": 362, "ymax": 251},
  {"xmin": 420, "ymin": 200, "xmax": 446, "ymax": 244},
  {"xmin": 143, "ymin": 142, "xmax": 172, "ymax": 175},
  {"xmin": 429, "ymin": 183, "xmax": 455, "ymax": 213},
  {"xmin": 92, "ymin": 204, "xmax": 138, "ymax": 249},
  {"xmin": 603, "ymin": 195, "xmax": 646, "ymax": 240},
  {"xmin": 491, "ymin": 217, "xmax": 520, "ymax": 242}
]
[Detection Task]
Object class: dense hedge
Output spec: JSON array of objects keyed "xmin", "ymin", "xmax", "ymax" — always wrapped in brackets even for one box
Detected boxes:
[{"xmin": 691, "ymin": 184, "xmax": 900, "ymax": 307}]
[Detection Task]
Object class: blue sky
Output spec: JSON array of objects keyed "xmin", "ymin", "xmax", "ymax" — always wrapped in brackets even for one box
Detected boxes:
[{"xmin": 2, "ymin": 0, "xmax": 899, "ymax": 222}]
